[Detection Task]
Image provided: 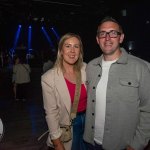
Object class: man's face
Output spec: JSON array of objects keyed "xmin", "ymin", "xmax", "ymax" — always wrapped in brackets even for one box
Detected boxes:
[{"xmin": 96, "ymin": 21, "xmax": 124, "ymax": 56}]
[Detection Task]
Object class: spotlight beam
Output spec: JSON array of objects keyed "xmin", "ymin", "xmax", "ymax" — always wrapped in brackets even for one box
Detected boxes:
[{"xmin": 41, "ymin": 26, "xmax": 55, "ymax": 49}]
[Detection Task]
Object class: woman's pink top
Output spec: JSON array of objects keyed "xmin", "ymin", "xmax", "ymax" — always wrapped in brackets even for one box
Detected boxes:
[{"xmin": 65, "ymin": 78, "xmax": 87, "ymax": 112}]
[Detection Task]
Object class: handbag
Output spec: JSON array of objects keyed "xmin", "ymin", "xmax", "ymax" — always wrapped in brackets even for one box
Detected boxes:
[
  {"xmin": 60, "ymin": 125, "xmax": 72, "ymax": 143},
  {"xmin": 60, "ymin": 71, "xmax": 81, "ymax": 143}
]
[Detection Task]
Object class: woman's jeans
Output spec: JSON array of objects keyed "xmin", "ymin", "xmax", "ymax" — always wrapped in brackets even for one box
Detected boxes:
[{"xmin": 71, "ymin": 112, "xmax": 87, "ymax": 150}]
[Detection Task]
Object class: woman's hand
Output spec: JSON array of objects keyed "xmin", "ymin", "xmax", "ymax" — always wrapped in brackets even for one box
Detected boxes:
[
  {"xmin": 52, "ymin": 138, "xmax": 65, "ymax": 150},
  {"xmin": 54, "ymin": 142, "xmax": 65, "ymax": 150}
]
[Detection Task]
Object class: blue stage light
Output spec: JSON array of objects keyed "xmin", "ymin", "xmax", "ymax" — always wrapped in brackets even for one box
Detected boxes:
[
  {"xmin": 10, "ymin": 24, "xmax": 22, "ymax": 57},
  {"xmin": 28, "ymin": 25, "xmax": 32, "ymax": 52},
  {"xmin": 41, "ymin": 26, "xmax": 55, "ymax": 49},
  {"xmin": 51, "ymin": 27, "xmax": 60, "ymax": 41}
]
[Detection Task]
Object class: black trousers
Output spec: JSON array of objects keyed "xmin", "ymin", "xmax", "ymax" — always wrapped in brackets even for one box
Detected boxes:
[{"xmin": 16, "ymin": 83, "xmax": 29, "ymax": 99}]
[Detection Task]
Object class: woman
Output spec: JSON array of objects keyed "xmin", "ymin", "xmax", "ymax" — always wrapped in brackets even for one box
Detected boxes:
[{"xmin": 41, "ymin": 33, "xmax": 87, "ymax": 150}]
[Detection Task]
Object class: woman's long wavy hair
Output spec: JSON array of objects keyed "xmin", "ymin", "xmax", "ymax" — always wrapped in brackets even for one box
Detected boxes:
[{"xmin": 54, "ymin": 33, "xmax": 84, "ymax": 72}]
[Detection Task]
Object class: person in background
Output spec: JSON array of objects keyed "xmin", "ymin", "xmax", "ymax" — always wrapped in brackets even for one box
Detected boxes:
[
  {"xmin": 42, "ymin": 55, "xmax": 54, "ymax": 73},
  {"xmin": 83, "ymin": 16, "xmax": 150, "ymax": 150},
  {"xmin": 12, "ymin": 56, "xmax": 20, "ymax": 100},
  {"xmin": 41, "ymin": 33, "xmax": 87, "ymax": 150},
  {"xmin": 13, "ymin": 56, "xmax": 31, "ymax": 101}
]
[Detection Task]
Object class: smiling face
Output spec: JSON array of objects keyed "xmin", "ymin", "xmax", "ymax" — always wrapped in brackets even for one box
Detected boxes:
[
  {"xmin": 61, "ymin": 37, "xmax": 81, "ymax": 66},
  {"xmin": 55, "ymin": 33, "xmax": 83, "ymax": 71},
  {"xmin": 96, "ymin": 21, "xmax": 124, "ymax": 60}
]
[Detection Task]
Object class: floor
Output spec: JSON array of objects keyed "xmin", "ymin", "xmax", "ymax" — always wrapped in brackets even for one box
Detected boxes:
[
  {"xmin": 0, "ymin": 67, "xmax": 48, "ymax": 150},
  {"xmin": 0, "ymin": 67, "xmax": 150, "ymax": 150}
]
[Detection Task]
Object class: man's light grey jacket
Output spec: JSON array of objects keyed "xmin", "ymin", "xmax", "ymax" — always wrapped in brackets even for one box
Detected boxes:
[{"xmin": 84, "ymin": 48, "xmax": 150, "ymax": 150}]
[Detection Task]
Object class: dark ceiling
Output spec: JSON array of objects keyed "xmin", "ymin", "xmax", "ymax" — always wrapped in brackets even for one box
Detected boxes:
[
  {"xmin": 0, "ymin": 0, "xmax": 148, "ymax": 26},
  {"xmin": 0, "ymin": 0, "xmax": 109, "ymax": 24},
  {"xmin": 0, "ymin": 0, "xmax": 140, "ymax": 24}
]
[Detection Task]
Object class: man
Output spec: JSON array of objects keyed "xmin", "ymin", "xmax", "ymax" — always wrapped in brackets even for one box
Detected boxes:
[{"xmin": 83, "ymin": 16, "xmax": 150, "ymax": 150}]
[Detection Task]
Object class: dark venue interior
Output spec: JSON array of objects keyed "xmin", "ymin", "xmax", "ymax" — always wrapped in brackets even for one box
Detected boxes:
[{"xmin": 0, "ymin": 0, "xmax": 150, "ymax": 149}]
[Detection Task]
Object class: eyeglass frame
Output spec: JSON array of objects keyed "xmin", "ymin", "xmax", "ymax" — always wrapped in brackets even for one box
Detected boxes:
[{"xmin": 97, "ymin": 30, "xmax": 122, "ymax": 38}]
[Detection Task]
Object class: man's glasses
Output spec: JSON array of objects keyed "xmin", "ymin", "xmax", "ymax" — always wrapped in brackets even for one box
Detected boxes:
[{"xmin": 97, "ymin": 30, "xmax": 121, "ymax": 38}]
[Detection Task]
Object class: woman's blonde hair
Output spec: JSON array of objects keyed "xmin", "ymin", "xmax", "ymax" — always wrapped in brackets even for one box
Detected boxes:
[{"xmin": 54, "ymin": 33, "xmax": 84, "ymax": 72}]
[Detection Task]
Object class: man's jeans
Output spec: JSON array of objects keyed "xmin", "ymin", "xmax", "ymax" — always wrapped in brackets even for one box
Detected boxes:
[
  {"xmin": 86, "ymin": 142, "xmax": 104, "ymax": 150},
  {"xmin": 86, "ymin": 142, "xmax": 127, "ymax": 150}
]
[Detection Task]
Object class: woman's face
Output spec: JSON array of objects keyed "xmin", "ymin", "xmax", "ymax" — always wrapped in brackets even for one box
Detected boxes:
[{"xmin": 61, "ymin": 37, "xmax": 81, "ymax": 65}]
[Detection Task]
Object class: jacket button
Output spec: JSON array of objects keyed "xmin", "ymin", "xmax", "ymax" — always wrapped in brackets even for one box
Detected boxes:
[
  {"xmin": 92, "ymin": 113, "xmax": 94, "ymax": 116},
  {"xmin": 98, "ymin": 74, "xmax": 101, "ymax": 77},
  {"xmin": 91, "ymin": 126, "xmax": 94, "ymax": 129},
  {"xmin": 93, "ymin": 87, "xmax": 95, "ymax": 89},
  {"xmin": 128, "ymin": 82, "xmax": 131, "ymax": 85},
  {"xmin": 92, "ymin": 100, "xmax": 95, "ymax": 102}
]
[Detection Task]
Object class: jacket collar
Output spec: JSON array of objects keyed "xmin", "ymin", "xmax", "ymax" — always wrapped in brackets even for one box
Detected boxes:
[{"xmin": 93, "ymin": 47, "xmax": 129, "ymax": 66}]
